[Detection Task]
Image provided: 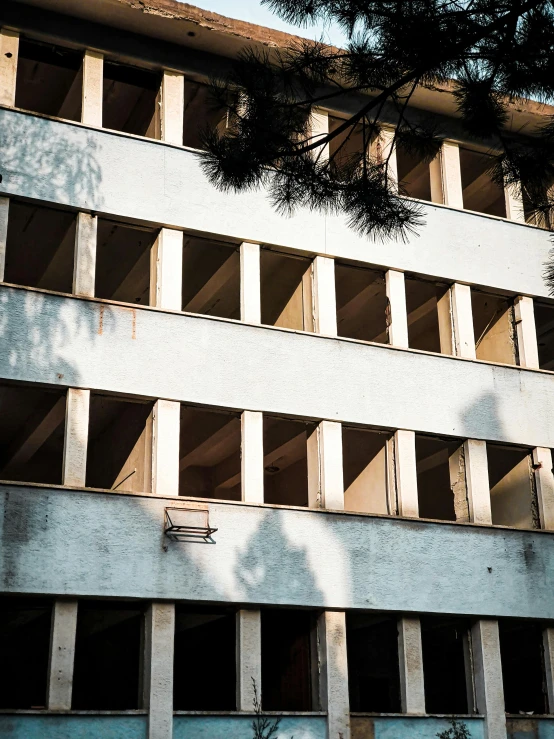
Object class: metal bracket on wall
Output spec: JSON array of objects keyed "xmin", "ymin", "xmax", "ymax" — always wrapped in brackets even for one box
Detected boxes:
[{"xmin": 164, "ymin": 506, "xmax": 218, "ymax": 541}]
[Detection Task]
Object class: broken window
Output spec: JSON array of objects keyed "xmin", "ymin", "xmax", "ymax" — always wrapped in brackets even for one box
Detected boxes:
[
  {"xmin": 4, "ymin": 199, "xmax": 76, "ymax": 293},
  {"xmin": 183, "ymin": 78, "xmax": 227, "ymax": 150},
  {"xmin": 95, "ymin": 218, "xmax": 158, "ymax": 305},
  {"xmin": 460, "ymin": 148, "xmax": 506, "ymax": 218},
  {"xmin": 397, "ymin": 143, "xmax": 432, "ymax": 202},
  {"xmin": 263, "ymin": 415, "xmax": 316, "ymax": 507},
  {"xmin": 72, "ymin": 600, "xmax": 144, "ymax": 710},
  {"xmin": 343, "ymin": 426, "xmax": 392, "ymax": 514},
  {"xmin": 86, "ymin": 393, "xmax": 155, "ymax": 493},
  {"xmin": 262, "ymin": 609, "xmax": 317, "ymax": 711},
  {"xmin": 406, "ymin": 277, "xmax": 448, "ymax": 353},
  {"xmin": 182, "ymin": 236, "xmax": 240, "ymax": 318},
  {"xmin": 499, "ymin": 619, "xmax": 548, "ymax": 715},
  {"xmin": 179, "ymin": 405, "xmax": 241, "ymax": 500},
  {"xmin": 347, "ymin": 613, "xmax": 401, "ymax": 713},
  {"xmin": 103, "ymin": 60, "xmax": 161, "ymax": 138},
  {"xmin": 0, "ymin": 596, "xmax": 52, "ymax": 709},
  {"xmin": 15, "ymin": 36, "xmax": 83, "ymax": 121},
  {"xmin": 487, "ymin": 443, "xmax": 538, "ymax": 529},
  {"xmin": 472, "ymin": 290, "xmax": 518, "ymax": 364},
  {"xmin": 174, "ymin": 606, "xmax": 236, "ymax": 710},
  {"xmin": 421, "ymin": 616, "xmax": 472, "ymax": 715},
  {"xmin": 261, "ymin": 249, "xmax": 314, "ymax": 331},
  {"xmin": 335, "ymin": 262, "xmax": 388, "ymax": 343},
  {"xmin": 0, "ymin": 380, "xmax": 66, "ymax": 485},
  {"xmin": 534, "ymin": 301, "xmax": 554, "ymax": 370},
  {"xmin": 416, "ymin": 434, "xmax": 468, "ymax": 522}
]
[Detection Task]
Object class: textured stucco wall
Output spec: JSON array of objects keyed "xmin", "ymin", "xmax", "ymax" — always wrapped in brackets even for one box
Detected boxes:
[
  {"xmin": 173, "ymin": 715, "xmax": 326, "ymax": 739},
  {"xmin": 0, "ymin": 714, "xmax": 147, "ymax": 739},
  {"xmin": 351, "ymin": 716, "xmax": 485, "ymax": 739}
]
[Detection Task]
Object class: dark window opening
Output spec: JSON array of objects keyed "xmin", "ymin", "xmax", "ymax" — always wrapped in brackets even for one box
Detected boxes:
[
  {"xmin": 328, "ymin": 116, "xmax": 368, "ymax": 176},
  {"xmin": 347, "ymin": 612, "xmax": 401, "ymax": 713},
  {"xmin": 487, "ymin": 443, "xmax": 538, "ymax": 529},
  {"xmin": 174, "ymin": 605, "xmax": 236, "ymax": 710},
  {"xmin": 534, "ymin": 301, "xmax": 554, "ymax": 371},
  {"xmin": 103, "ymin": 60, "xmax": 161, "ymax": 138},
  {"xmin": 416, "ymin": 434, "xmax": 467, "ymax": 522},
  {"xmin": 472, "ymin": 290, "xmax": 517, "ymax": 365},
  {"xmin": 263, "ymin": 415, "xmax": 315, "ymax": 507},
  {"xmin": 406, "ymin": 277, "xmax": 446, "ymax": 353},
  {"xmin": 261, "ymin": 250, "xmax": 313, "ymax": 331},
  {"xmin": 397, "ymin": 144, "xmax": 432, "ymax": 202},
  {"xmin": 499, "ymin": 620, "xmax": 548, "ymax": 715},
  {"xmin": 460, "ymin": 148, "xmax": 506, "ymax": 218},
  {"xmin": 182, "ymin": 236, "xmax": 240, "ymax": 319},
  {"xmin": 343, "ymin": 426, "xmax": 391, "ymax": 514},
  {"xmin": 183, "ymin": 79, "xmax": 227, "ymax": 150},
  {"xmin": 421, "ymin": 616, "xmax": 471, "ymax": 715},
  {"xmin": 335, "ymin": 262, "xmax": 388, "ymax": 343}
]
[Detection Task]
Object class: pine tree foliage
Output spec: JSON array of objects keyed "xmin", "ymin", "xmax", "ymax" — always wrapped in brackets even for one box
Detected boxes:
[{"xmin": 200, "ymin": 0, "xmax": 554, "ymax": 248}]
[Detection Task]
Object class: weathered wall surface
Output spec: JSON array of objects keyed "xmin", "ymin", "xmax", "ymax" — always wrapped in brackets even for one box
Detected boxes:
[
  {"xmin": 0, "ymin": 714, "xmax": 147, "ymax": 739},
  {"xmin": 351, "ymin": 716, "xmax": 485, "ymax": 739},
  {"xmin": 506, "ymin": 718, "xmax": 554, "ymax": 739}
]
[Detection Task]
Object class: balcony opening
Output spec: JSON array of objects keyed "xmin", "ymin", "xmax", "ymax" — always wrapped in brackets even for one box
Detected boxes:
[
  {"xmin": 335, "ymin": 263, "xmax": 388, "ymax": 343},
  {"xmin": 103, "ymin": 60, "xmax": 161, "ymax": 138},
  {"xmin": 416, "ymin": 434, "xmax": 468, "ymax": 522},
  {"xmin": 183, "ymin": 79, "xmax": 227, "ymax": 150},
  {"xmin": 72, "ymin": 600, "xmax": 144, "ymax": 710},
  {"xmin": 343, "ymin": 426, "xmax": 392, "ymax": 514},
  {"xmin": 406, "ymin": 277, "xmax": 446, "ymax": 353},
  {"xmin": 421, "ymin": 616, "xmax": 472, "ymax": 715},
  {"xmin": 347, "ymin": 613, "xmax": 401, "ymax": 713},
  {"xmin": 4, "ymin": 199, "xmax": 76, "ymax": 293},
  {"xmin": 15, "ymin": 37, "xmax": 83, "ymax": 121},
  {"xmin": 0, "ymin": 380, "xmax": 66, "ymax": 485},
  {"xmin": 86, "ymin": 393, "xmax": 155, "ymax": 493},
  {"xmin": 397, "ymin": 143, "xmax": 432, "ymax": 201},
  {"xmin": 262, "ymin": 609, "xmax": 317, "ymax": 711},
  {"xmin": 263, "ymin": 415, "xmax": 316, "ymax": 507},
  {"xmin": 499, "ymin": 619, "xmax": 548, "ymax": 715},
  {"xmin": 0, "ymin": 596, "xmax": 52, "ymax": 709},
  {"xmin": 174, "ymin": 605, "xmax": 236, "ymax": 710},
  {"xmin": 261, "ymin": 249, "xmax": 314, "ymax": 331},
  {"xmin": 487, "ymin": 443, "xmax": 538, "ymax": 529},
  {"xmin": 534, "ymin": 301, "xmax": 554, "ymax": 370},
  {"xmin": 179, "ymin": 405, "xmax": 241, "ymax": 501},
  {"xmin": 328, "ymin": 116, "xmax": 368, "ymax": 174},
  {"xmin": 95, "ymin": 218, "xmax": 158, "ymax": 305},
  {"xmin": 182, "ymin": 236, "xmax": 240, "ymax": 319},
  {"xmin": 472, "ymin": 290, "xmax": 517, "ymax": 364},
  {"xmin": 460, "ymin": 148, "xmax": 506, "ymax": 218}
]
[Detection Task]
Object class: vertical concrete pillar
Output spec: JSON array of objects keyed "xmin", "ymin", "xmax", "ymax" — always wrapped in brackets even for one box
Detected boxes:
[
  {"xmin": 81, "ymin": 50, "xmax": 103, "ymax": 127},
  {"xmin": 514, "ymin": 296, "xmax": 539, "ymax": 369},
  {"xmin": 377, "ymin": 127, "xmax": 398, "ymax": 189},
  {"xmin": 241, "ymin": 410, "xmax": 264, "ymax": 504},
  {"xmin": 533, "ymin": 447, "xmax": 554, "ymax": 530},
  {"xmin": 308, "ymin": 421, "xmax": 344, "ymax": 510},
  {"xmin": 151, "ymin": 399, "xmax": 180, "ymax": 497},
  {"xmin": 240, "ymin": 242, "xmax": 261, "ymax": 324},
  {"xmin": 0, "ymin": 196, "xmax": 9, "ymax": 282},
  {"xmin": 449, "ymin": 444, "xmax": 470, "ymax": 523},
  {"xmin": 505, "ymin": 184, "xmax": 525, "ymax": 223},
  {"xmin": 47, "ymin": 600, "xmax": 78, "ymax": 710},
  {"xmin": 543, "ymin": 627, "xmax": 554, "ymax": 713},
  {"xmin": 386, "ymin": 269, "xmax": 409, "ymax": 348},
  {"xmin": 318, "ymin": 611, "xmax": 350, "ymax": 739},
  {"xmin": 160, "ymin": 70, "xmax": 184, "ymax": 145},
  {"xmin": 471, "ymin": 620, "xmax": 507, "ymax": 739},
  {"xmin": 437, "ymin": 141, "xmax": 464, "ymax": 208},
  {"xmin": 398, "ymin": 617, "xmax": 425, "ymax": 715},
  {"xmin": 311, "ymin": 108, "xmax": 329, "ymax": 162},
  {"xmin": 312, "ymin": 255, "xmax": 337, "ymax": 336},
  {"xmin": 143, "ymin": 602, "xmax": 175, "ymax": 739},
  {"xmin": 150, "ymin": 229, "xmax": 183, "ymax": 310},
  {"xmin": 236, "ymin": 609, "xmax": 262, "ymax": 711},
  {"xmin": 438, "ymin": 283, "xmax": 476, "ymax": 358},
  {"xmin": 392, "ymin": 429, "xmax": 419, "ymax": 517},
  {"xmin": 464, "ymin": 439, "xmax": 492, "ymax": 525},
  {"xmin": 0, "ymin": 28, "xmax": 19, "ymax": 107},
  {"xmin": 73, "ymin": 212, "xmax": 97, "ymax": 297},
  {"xmin": 63, "ymin": 388, "xmax": 90, "ymax": 487}
]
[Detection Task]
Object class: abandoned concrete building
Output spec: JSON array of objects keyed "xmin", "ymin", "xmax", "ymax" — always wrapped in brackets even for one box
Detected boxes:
[{"xmin": 2, "ymin": 1, "xmax": 554, "ymax": 738}]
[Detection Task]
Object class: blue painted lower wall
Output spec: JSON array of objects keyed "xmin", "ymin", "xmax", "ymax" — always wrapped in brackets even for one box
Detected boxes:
[
  {"xmin": 172, "ymin": 714, "xmax": 327, "ymax": 738},
  {"xmin": 0, "ymin": 714, "xmax": 147, "ymax": 739},
  {"xmin": 351, "ymin": 716, "xmax": 485, "ymax": 739}
]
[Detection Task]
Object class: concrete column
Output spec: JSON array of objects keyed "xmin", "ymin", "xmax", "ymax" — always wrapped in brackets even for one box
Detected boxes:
[
  {"xmin": 312, "ymin": 255, "xmax": 337, "ymax": 336},
  {"xmin": 318, "ymin": 611, "xmax": 350, "ymax": 739},
  {"xmin": 63, "ymin": 388, "xmax": 90, "ymax": 487},
  {"xmin": 81, "ymin": 50, "xmax": 103, "ymax": 127},
  {"xmin": 514, "ymin": 296, "xmax": 539, "ymax": 369},
  {"xmin": 505, "ymin": 184, "xmax": 525, "ymax": 223},
  {"xmin": 151, "ymin": 399, "xmax": 180, "ymax": 497},
  {"xmin": 143, "ymin": 602, "xmax": 175, "ymax": 739},
  {"xmin": 472, "ymin": 620, "xmax": 507, "ymax": 739},
  {"xmin": 0, "ymin": 196, "xmax": 9, "ymax": 282},
  {"xmin": 73, "ymin": 212, "xmax": 97, "ymax": 297},
  {"xmin": 240, "ymin": 242, "xmax": 261, "ymax": 323},
  {"xmin": 236, "ymin": 609, "xmax": 262, "ymax": 711},
  {"xmin": 543, "ymin": 627, "xmax": 554, "ymax": 713},
  {"xmin": 160, "ymin": 70, "xmax": 184, "ymax": 145},
  {"xmin": 311, "ymin": 108, "xmax": 329, "ymax": 162},
  {"xmin": 378, "ymin": 127, "xmax": 398, "ymax": 190},
  {"xmin": 386, "ymin": 269, "xmax": 409, "ymax": 348},
  {"xmin": 47, "ymin": 600, "xmax": 78, "ymax": 710},
  {"xmin": 392, "ymin": 429, "xmax": 419, "ymax": 517},
  {"xmin": 308, "ymin": 420, "xmax": 344, "ymax": 510},
  {"xmin": 533, "ymin": 447, "xmax": 554, "ymax": 530},
  {"xmin": 398, "ymin": 617, "xmax": 425, "ymax": 715},
  {"xmin": 0, "ymin": 28, "xmax": 19, "ymax": 107},
  {"xmin": 150, "ymin": 229, "xmax": 183, "ymax": 311},
  {"xmin": 439, "ymin": 141, "xmax": 464, "ymax": 208},
  {"xmin": 241, "ymin": 410, "xmax": 264, "ymax": 504},
  {"xmin": 464, "ymin": 439, "xmax": 492, "ymax": 525},
  {"xmin": 438, "ymin": 283, "xmax": 476, "ymax": 358}
]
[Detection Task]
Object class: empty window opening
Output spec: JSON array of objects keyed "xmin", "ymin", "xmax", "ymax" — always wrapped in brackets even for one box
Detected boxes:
[
  {"xmin": 534, "ymin": 301, "xmax": 554, "ymax": 371},
  {"xmin": 343, "ymin": 426, "xmax": 392, "ymax": 514},
  {"xmin": 103, "ymin": 60, "xmax": 161, "ymax": 138},
  {"xmin": 95, "ymin": 218, "xmax": 158, "ymax": 305},
  {"xmin": 416, "ymin": 434, "xmax": 468, "ymax": 522},
  {"xmin": 406, "ymin": 277, "xmax": 446, "ymax": 353},
  {"xmin": 4, "ymin": 199, "xmax": 76, "ymax": 293},
  {"xmin": 183, "ymin": 79, "xmax": 227, "ymax": 150},
  {"xmin": 397, "ymin": 143, "xmax": 432, "ymax": 202},
  {"xmin": 347, "ymin": 613, "xmax": 401, "ymax": 713},
  {"xmin": 499, "ymin": 620, "xmax": 548, "ymax": 715},
  {"xmin": 182, "ymin": 236, "xmax": 240, "ymax": 319},
  {"xmin": 174, "ymin": 606, "xmax": 236, "ymax": 710},
  {"xmin": 460, "ymin": 148, "xmax": 506, "ymax": 218},
  {"xmin": 262, "ymin": 609, "xmax": 316, "ymax": 711},
  {"xmin": 487, "ymin": 443, "xmax": 538, "ymax": 529},
  {"xmin": 264, "ymin": 415, "xmax": 316, "ymax": 507},
  {"xmin": 86, "ymin": 393, "xmax": 155, "ymax": 493},
  {"xmin": 0, "ymin": 596, "xmax": 52, "ymax": 709},
  {"xmin": 328, "ymin": 116, "xmax": 369, "ymax": 175},
  {"xmin": 179, "ymin": 405, "xmax": 241, "ymax": 501},
  {"xmin": 15, "ymin": 37, "xmax": 83, "ymax": 121},
  {"xmin": 72, "ymin": 600, "xmax": 144, "ymax": 710},
  {"xmin": 0, "ymin": 380, "xmax": 66, "ymax": 485},
  {"xmin": 472, "ymin": 290, "xmax": 517, "ymax": 365},
  {"xmin": 421, "ymin": 616, "xmax": 472, "ymax": 715},
  {"xmin": 335, "ymin": 263, "xmax": 388, "ymax": 343},
  {"xmin": 261, "ymin": 250, "xmax": 314, "ymax": 331}
]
